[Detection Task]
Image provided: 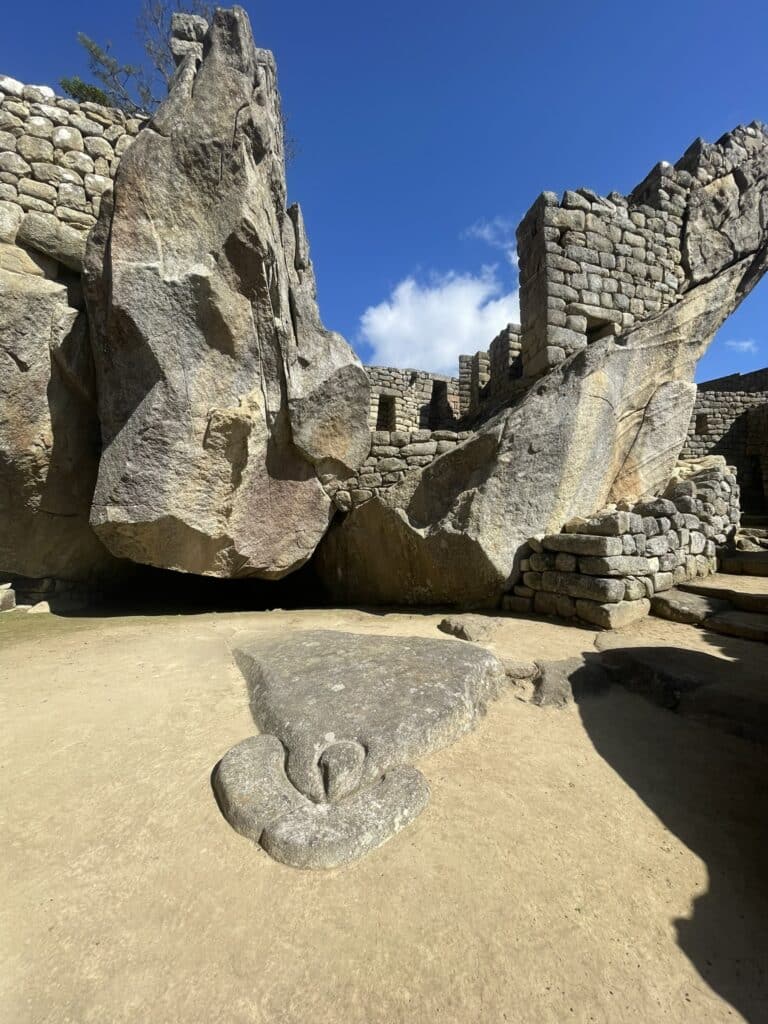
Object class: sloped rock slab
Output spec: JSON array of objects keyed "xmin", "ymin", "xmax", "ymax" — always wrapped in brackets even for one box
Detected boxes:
[
  {"xmin": 703, "ymin": 610, "xmax": 768, "ymax": 644},
  {"xmin": 651, "ymin": 588, "xmax": 729, "ymax": 625},
  {"xmin": 215, "ymin": 630, "xmax": 507, "ymax": 868}
]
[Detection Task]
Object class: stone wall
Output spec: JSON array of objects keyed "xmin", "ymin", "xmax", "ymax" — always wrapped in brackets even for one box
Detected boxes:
[
  {"xmin": 516, "ymin": 123, "xmax": 766, "ymax": 379},
  {"xmin": 516, "ymin": 184, "xmax": 683, "ymax": 378},
  {"xmin": 458, "ymin": 324, "xmax": 528, "ymax": 421},
  {"xmin": 681, "ymin": 367, "xmax": 768, "ymax": 511},
  {"xmin": 365, "ymin": 366, "xmax": 460, "ymax": 432},
  {"xmin": 325, "ymin": 428, "xmax": 473, "ymax": 510},
  {"xmin": 747, "ymin": 404, "xmax": 768, "ymax": 505},
  {"xmin": 504, "ymin": 460, "xmax": 740, "ymax": 628},
  {"xmin": 0, "ymin": 74, "xmax": 143, "ymax": 239}
]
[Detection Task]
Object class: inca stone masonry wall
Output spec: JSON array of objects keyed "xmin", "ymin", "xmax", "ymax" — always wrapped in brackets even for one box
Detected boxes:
[
  {"xmin": 680, "ymin": 367, "xmax": 768, "ymax": 511},
  {"xmin": 747, "ymin": 404, "xmax": 768, "ymax": 504},
  {"xmin": 0, "ymin": 73, "xmax": 143, "ymax": 262},
  {"xmin": 503, "ymin": 460, "xmax": 740, "ymax": 628},
  {"xmin": 516, "ymin": 123, "xmax": 766, "ymax": 379},
  {"xmin": 365, "ymin": 366, "xmax": 459, "ymax": 432},
  {"xmin": 325, "ymin": 428, "xmax": 473, "ymax": 510}
]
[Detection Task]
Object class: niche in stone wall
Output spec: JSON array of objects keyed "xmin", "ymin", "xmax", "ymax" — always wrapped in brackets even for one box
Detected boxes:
[
  {"xmin": 428, "ymin": 380, "xmax": 449, "ymax": 428},
  {"xmin": 585, "ymin": 314, "xmax": 616, "ymax": 345},
  {"xmin": 376, "ymin": 394, "xmax": 396, "ymax": 431},
  {"xmin": 695, "ymin": 413, "xmax": 709, "ymax": 434}
]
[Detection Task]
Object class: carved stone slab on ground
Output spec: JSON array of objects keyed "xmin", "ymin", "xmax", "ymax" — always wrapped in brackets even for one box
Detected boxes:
[{"xmin": 214, "ymin": 630, "xmax": 508, "ymax": 867}]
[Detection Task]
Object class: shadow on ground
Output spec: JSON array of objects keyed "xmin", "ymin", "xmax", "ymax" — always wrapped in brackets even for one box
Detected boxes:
[{"xmin": 572, "ymin": 637, "xmax": 768, "ymax": 1022}]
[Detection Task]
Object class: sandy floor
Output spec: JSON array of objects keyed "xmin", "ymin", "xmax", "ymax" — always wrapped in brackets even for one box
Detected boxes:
[{"xmin": 1, "ymin": 606, "xmax": 766, "ymax": 1023}]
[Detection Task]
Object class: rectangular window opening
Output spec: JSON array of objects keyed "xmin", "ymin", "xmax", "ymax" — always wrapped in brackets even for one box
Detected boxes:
[
  {"xmin": 376, "ymin": 394, "xmax": 396, "ymax": 431},
  {"xmin": 429, "ymin": 380, "xmax": 449, "ymax": 428}
]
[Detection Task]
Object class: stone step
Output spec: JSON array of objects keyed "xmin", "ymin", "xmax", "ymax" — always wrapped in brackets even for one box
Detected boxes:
[
  {"xmin": 678, "ymin": 576, "xmax": 768, "ymax": 614},
  {"xmin": 703, "ymin": 609, "xmax": 768, "ymax": 644},
  {"xmin": 650, "ymin": 588, "xmax": 729, "ymax": 625},
  {"xmin": 599, "ymin": 645, "xmax": 768, "ymax": 746},
  {"xmin": 719, "ymin": 550, "xmax": 768, "ymax": 576}
]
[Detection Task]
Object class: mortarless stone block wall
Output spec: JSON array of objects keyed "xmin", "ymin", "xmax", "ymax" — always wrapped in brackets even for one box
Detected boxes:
[
  {"xmin": 365, "ymin": 366, "xmax": 460, "ymax": 433},
  {"xmin": 504, "ymin": 461, "xmax": 740, "ymax": 628},
  {"xmin": 681, "ymin": 367, "xmax": 768, "ymax": 511},
  {"xmin": 0, "ymin": 74, "xmax": 144, "ymax": 233}
]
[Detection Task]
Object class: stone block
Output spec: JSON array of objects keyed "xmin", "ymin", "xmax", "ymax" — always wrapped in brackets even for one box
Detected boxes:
[
  {"xmin": 644, "ymin": 534, "xmax": 669, "ymax": 556},
  {"xmin": 578, "ymin": 555, "xmax": 655, "ymax": 577},
  {"xmin": 400, "ymin": 441, "xmax": 437, "ymax": 457},
  {"xmin": 376, "ymin": 457, "xmax": 406, "ymax": 472},
  {"xmin": 0, "ymin": 151, "xmax": 30, "ymax": 176},
  {"xmin": 530, "ymin": 553, "xmax": 556, "ymax": 572},
  {"xmin": 16, "ymin": 135, "xmax": 54, "ymax": 163},
  {"xmin": 690, "ymin": 532, "xmax": 706, "ymax": 554},
  {"xmin": 651, "ymin": 571, "xmax": 675, "ymax": 592},
  {"xmin": 19, "ymin": 177, "xmax": 56, "ymax": 203},
  {"xmin": 575, "ymin": 598, "xmax": 650, "ymax": 629},
  {"xmin": 570, "ymin": 511, "xmax": 643, "ymax": 536},
  {"xmin": 633, "ymin": 497, "xmax": 677, "ymax": 517},
  {"xmin": 57, "ymin": 150, "xmax": 93, "ymax": 174},
  {"xmin": 84, "ymin": 172, "xmax": 112, "ymax": 197},
  {"xmin": 523, "ymin": 571, "xmax": 543, "ymax": 591},
  {"xmin": 0, "ymin": 200, "xmax": 23, "ymax": 243},
  {"xmin": 533, "ymin": 591, "xmax": 559, "ymax": 616},
  {"xmin": 542, "ymin": 532, "xmax": 623, "ymax": 556},
  {"xmin": 542, "ymin": 571, "xmax": 626, "ymax": 604},
  {"xmin": 554, "ymin": 552, "xmax": 577, "ymax": 572},
  {"xmin": 52, "ymin": 126, "xmax": 84, "ymax": 153},
  {"xmin": 623, "ymin": 576, "xmax": 647, "ymax": 601}
]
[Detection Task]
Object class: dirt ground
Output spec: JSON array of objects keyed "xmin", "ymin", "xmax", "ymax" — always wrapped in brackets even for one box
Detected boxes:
[{"xmin": 1, "ymin": 606, "xmax": 766, "ymax": 1023}]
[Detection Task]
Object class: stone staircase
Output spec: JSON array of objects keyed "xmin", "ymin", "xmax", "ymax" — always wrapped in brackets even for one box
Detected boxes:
[
  {"xmin": 599, "ymin": 569, "xmax": 768, "ymax": 744},
  {"xmin": 651, "ymin": 572, "xmax": 768, "ymax": 642}
]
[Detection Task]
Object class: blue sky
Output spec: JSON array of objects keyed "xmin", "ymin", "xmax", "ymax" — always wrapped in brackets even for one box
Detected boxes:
[{"xmin": 4, "ymin": 0, "xmax": 766, "ymax": 382}]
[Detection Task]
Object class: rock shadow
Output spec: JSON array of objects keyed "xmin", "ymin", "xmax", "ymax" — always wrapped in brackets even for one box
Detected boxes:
[{"xmin": 573, "ymin": 641, "xmax": 768, "ymax": 1022}]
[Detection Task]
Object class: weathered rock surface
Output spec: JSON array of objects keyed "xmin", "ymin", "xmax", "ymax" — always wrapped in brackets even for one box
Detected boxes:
[
  {"xmin": 214, "ymin": 735, "xmax": 429, "ymax": 870},
  {"xmin": 651, "ymin": 588, "xmax": 729, "ymax": 625},
  {"xmin": 703, "ymin": 609, "xmax": 768, "ymax": 644},
  {"xmin": 437, "ymin": 614, "xmax": 503, "ymax": 643},
  {"xmin": 597, "ymin": 643, "xmax": 768, "ymax": 745},
  {"xmin": 0, "ymin": 261, "xmax": 121, "ymax": 584},
  {"xmin": 532, "ymin": 656, "xmax": 610, "ymax": 708},
  {"xmin": 215, "ymin": 630, "xmax": 507, "ymax": 866},
  {"xmin": 84, "ymin": 8, "xmax": 370, "ymax": 578},
  {"xmin": 317, "ymin": 126, "xmax": 768, "ymax": 607}
]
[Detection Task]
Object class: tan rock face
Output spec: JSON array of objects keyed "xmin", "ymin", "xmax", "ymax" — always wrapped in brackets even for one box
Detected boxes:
[
  {"xmin": 0, "ymin": 265, "xmax": 121, "ymax": 583},
  {"xmin": 84, "ymin": 8, "xmax": 370, "ymax": 578}
]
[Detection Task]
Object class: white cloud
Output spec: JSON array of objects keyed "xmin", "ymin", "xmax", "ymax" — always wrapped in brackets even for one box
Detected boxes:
[
  {"xmin": 359, "ymin": 267, "xmax": 520, "ymax": 375},
  {"xmin": 725, "ymin": 338, "xmax": 758, "ymax": 353},
  {"xmin": 463, "ymin": 217, "xmax": 518, "ymax": 267}
]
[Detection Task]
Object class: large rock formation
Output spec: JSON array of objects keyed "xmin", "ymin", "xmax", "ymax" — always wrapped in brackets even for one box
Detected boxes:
[
  {"xmin": 317, "ymin": 125, "xmax": 768, "ymax": 606},
  {"xmin": 84, "ymin": 8, "xmax": 370, "ymax": 578},
  {"xmin": 0, "ymin": 215, "xmax": 121, "ymax": 585}
]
